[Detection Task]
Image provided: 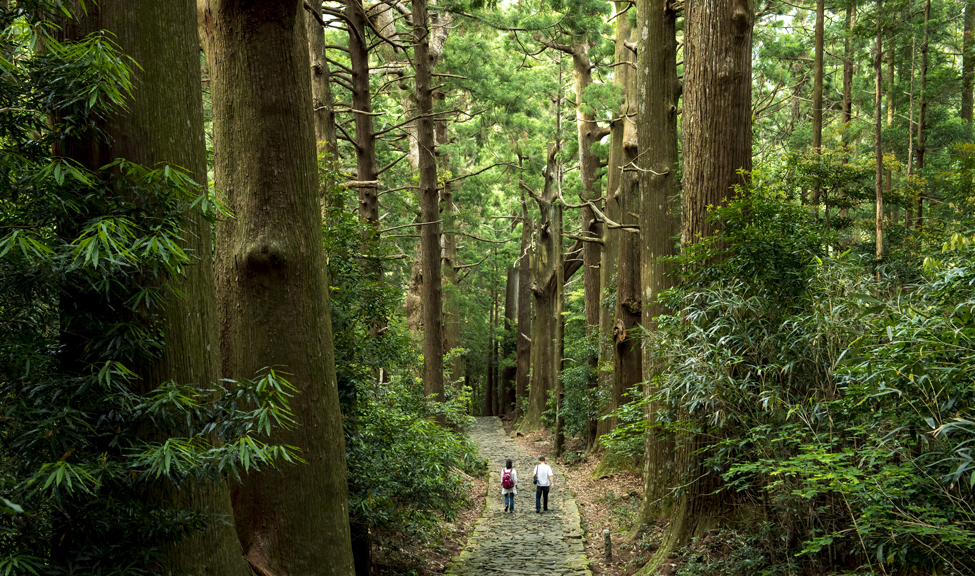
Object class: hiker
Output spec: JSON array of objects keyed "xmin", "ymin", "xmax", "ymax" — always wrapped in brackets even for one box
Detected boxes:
[
  {"xmin": 501, "ymin": 459, "xmax": 517, "ymax": 512},
  {"xmin": 533, "ymin": 456, "xmax": 554, "ymax": 513}
]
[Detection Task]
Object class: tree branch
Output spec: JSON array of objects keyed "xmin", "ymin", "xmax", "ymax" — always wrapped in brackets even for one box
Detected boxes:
[
  {"xmin": 379, "ymin": 219, "xmax": 442, "ymax": 234},
  {"xmin": 564, "ymin": 233, "xmax": 604, "ymax": 245}
]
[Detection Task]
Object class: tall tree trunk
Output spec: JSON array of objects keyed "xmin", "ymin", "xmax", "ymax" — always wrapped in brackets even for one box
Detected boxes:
[
  {"xmin": 487, "ymin": 289, "xmax": 498, "ymax": 416},
  {"xmin": 515, "ymin": 190, "xmax": 533, "ymax": 420},
  {"xmin": 494, "ymin": 292, "xmax": 503, "ymax": 415},
  {"xmin": 914, "ymin": 0, "xmax": 930, "ymax": 230},
  {"xmin": 345, "ymin": 0, "xmax": 381, "ymax": 254},
  {"xmin": 309, "ymin": 10, "xmax": 372, "ymax": 572},
  {"xmin": 811, "ymin": 0, "xmax": 824, "ymax": 206},
  {"xmin": 642, "ymin": 0, "xmax": 755, "ymax": 570},
  {"xmin": 964, "ymin": 2, "xmax": 975, "ymax": 127},
  {"xmin": 613, "ymin": 22, "xmax": 642, "ymax": 435},
  {"xmin": 597, "ymin": 2, "xmax": 629, "ymax": 442},
  {"xmin": 681, "ymin": 0, "xmax": 754, "ymax": 246},
  {"xmin": 533, "ymin": 35, "xmax": 604, "ymax": 446},
  {"xmin": 502, "ymin": 266, "xmax": 519, "ymax": 414},
  {"xmin": 206, "ymin": 2, "xmax": 355, "ymax": 575},
  {"xmin": 521, "ymin": 146, "xmax": 563, "ymax": 432},
  {"xmin": 843, "ymin": 5, "xmax": 855, "ymax": 126},
  {"xmin": 885, "ymin": 49, "xmax": 894, "ymax": 200},
  {"xmin": 875, "ymin": 0, "xmax": 884, "ymax": 265},
  {"xmin": 67, "ymin": 3, "xmax": 252, "ymax": 574},
  {"xmin": 414, "ymin": 0, "xmax": 444, "ymax": 407},
  {"xmin": 306, "ymin": 6, "xmax": 338, "ymax": 191},
  {"xmin": 634, "ymin": 0, "xmax": 681, "ymax": 542},
  {"xmin": 442, "ymin": 180, "xmax": 463, "ymax": 384}
]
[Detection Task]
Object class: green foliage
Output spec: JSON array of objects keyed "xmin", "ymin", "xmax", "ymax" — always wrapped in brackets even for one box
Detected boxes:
[
  {"xmin": 674, "ymin": 525, "xmax": 799, "ymax": 576},
  {"xmin": 346, "ymin": 374, "xmax": 484, "ymax": 537},
  {"xmin": 545, "ymin": 287, "xmax": 598, "ymax": 437},
  {"xmin": 644, "ymin": 180, "xmax": 975, "ymax": 573},
  {"xmin": 319, "ymin": 164, "xmax": 484, "ymax": 544}
]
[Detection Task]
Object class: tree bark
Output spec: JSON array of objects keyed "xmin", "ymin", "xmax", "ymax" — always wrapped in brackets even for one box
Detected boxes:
[
  {"xmin": 810, "ymin": 0, "xmax": 824, "ymax": 205},
  {"xmin": 206, "ymin": 2, "xmax": 355, "ymax": 575},
  {"xmin": 634, "ymin": 0, "xmax": 681, "ymax": 540},
  {"xmin": 597, "ymin": 2, "xmax": 628, "ymax": 442},
  {"xmin": 521, "ymin": 146, "xmax": 563, "ymax": 432},
  {"xmin": 964, "ymin": 1, "xmax": 975, "ymax": 126},
  {"xmin": 843, "ymin": 5, "xmax": 855, "ymax": 126},
  {"xmin": 914, "ymin": 0, "xmax": 930, "ymax": 230},
  {"xmin": 66, "ymin": 3, "xmax": 252, "ymax": 574},
  {"xmin": 345, "ymin": 0, "xmax": 381, "ymax": 242},
  {"xmin": 681, "ymin": 0, "xmax": 754, "ymax": 247},
  {"xmin": 885, "ymin": 49, "xmax": 894, "ymax": 201},
  {"xmin": 306, "ymin": 6, "xmax": 338, "ymax": 183},
  {"xmin": 487, "ymin": 291, "xmax": 497, "ymax": 416},
  {"xmin": 502, "ymin": 266, "xmax": 519, "ymax": 414},
  {"xmin": 494, "ymin": 291, "xmax": 503, "ymax": 414},
  {"xmin": 642, "ymin": 0, "xmax": 755, "ymax": 569},
  {"xmin": 613, "ymin": 20, "xmax": 642, "ymax": 436},
  {"xmin": 534, "ymin": 34, "xmax": 603, "ymax": 445},
  {"xmin": 875, "ymin": 0, "xmax": 884, "ymax": 266},
  {"xmin": 442, "ymin": 180, "xmax": 463, "ymax": 384},
  {"xmin": 515, "ymin": 191, "xmax": 533, "ymax": 420},
  {"xmin": 413, "ymin": 0, "xmax": 445, "ymax": 407}
]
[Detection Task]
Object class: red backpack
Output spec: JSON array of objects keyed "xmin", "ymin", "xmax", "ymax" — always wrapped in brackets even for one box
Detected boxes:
[{"xmin": 501, "ymin": 468, "xmax": 514, "ymax": 489}]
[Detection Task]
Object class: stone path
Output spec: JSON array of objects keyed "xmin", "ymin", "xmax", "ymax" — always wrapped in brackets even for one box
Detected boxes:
[{"xmin": 444, "ymin": 417, "xmax": 591, "ymax": 576}]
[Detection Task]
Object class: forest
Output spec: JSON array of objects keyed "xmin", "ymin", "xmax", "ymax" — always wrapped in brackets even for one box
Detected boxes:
[{"xmin": 0, "ymin": 0, "xmax": 973, "ymax": 574}]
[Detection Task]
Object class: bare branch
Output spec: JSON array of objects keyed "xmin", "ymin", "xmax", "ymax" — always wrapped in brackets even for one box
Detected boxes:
[
  {"xmin": 337, "ymin": 180, "xmax": 382, "ymax": 189},
  {"xmin": 376, "ymin": 152, "xmax": 409, "ymax": 176},
  {"xmin": 444, "ymin": 162, "xmax": 516, "ymax": 185},
  {"xmin": 379, "ymin": 220, "xmax": 443, "ymax": 234},
  {"xmin": 564, "ymin": 233, "xmax": 604, "ymax": 245}
]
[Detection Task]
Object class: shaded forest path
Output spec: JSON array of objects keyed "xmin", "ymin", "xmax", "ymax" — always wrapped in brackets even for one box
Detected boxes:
[{"xmin": 445, "ymin": 417, "xmax": 592, "ymax": 576}]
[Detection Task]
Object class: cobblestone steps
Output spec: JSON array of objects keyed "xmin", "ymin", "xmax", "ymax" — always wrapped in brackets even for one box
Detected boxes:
[{"xmin": 444, "ymin": 417, "xmax": 592, "ymax": 576}]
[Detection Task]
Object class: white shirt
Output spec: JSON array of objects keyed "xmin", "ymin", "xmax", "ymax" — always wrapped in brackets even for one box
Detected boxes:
[
  {"xmin": 533, "ymin": 463, "xmax": 553, "ymax": 487},
  {"xmin": 501, "ymin": 468, "xmax": 518, "ymax": 495}
]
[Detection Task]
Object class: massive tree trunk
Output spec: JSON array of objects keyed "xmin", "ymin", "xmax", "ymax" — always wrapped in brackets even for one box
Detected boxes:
[
  {"xmin": 634, "ymin": 0, "xmax": 681, "ymax": 542},
  {"xmin": 597, "ymin": 3, "xmax": 628, "ymax": 441},
  {"xmin": 205, "ymin": 2, "xmax": 355, "ymax": 575},
  {"xmin": 534, "ymin": 34, "xmax": 604, "ymax": 445},
  {"xmin": 66, "ymin": 3, "xmax": 252, "ymax": 574},
  {"xmin": 639, "ymin": 0, "xmax": 755, "ymax": 571},
  {"xmin": 681, "ymin": 0, "xmax": 754, "ymax": 246},
  {"xmin": 413, "ymin": 0, "xmax": 445, "ymax": 407},
  {"xmin": 521, "ymin": 146, "xmax": 563, "ymax": 432},
  {"xmin": 515, "ymin": 191, "xmax": 533, "ymax": 420},
  {"xmin": 613, "ymin": 22, "xmax": 642, "ymax": 436}
]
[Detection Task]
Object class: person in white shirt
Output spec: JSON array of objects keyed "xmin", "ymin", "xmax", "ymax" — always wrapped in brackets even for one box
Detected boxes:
[
  {"xmin": 533, "ymin": 456, "xmax": 554, "ymax": 513},
  {"xmin": 501, "ymin": 459, "xmax": 517, "ymax": 512}
]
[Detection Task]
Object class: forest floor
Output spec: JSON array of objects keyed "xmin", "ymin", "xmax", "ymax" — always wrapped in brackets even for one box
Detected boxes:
[{"xmin": 501, "ymin": 416, "xmax": 660, "ymax": 576}]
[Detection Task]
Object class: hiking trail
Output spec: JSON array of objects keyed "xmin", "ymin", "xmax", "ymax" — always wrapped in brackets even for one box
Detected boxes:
[{"xmin": 445, "ymin": 417, "xmax": 592, "ymax": 576}]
